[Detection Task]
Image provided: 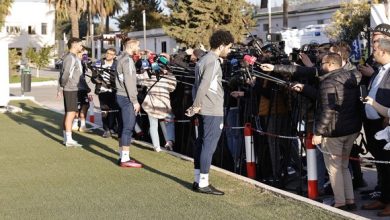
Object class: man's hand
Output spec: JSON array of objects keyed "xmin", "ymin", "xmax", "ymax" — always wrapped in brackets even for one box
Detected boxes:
[
  {"xmin": 300, "ymin": 53, "xmax": 314, "ymax": 67},
  {"xmin": 260, "ymin": 63, "xmax": 274, "ymax": 72},
  {"xmin": 363, "ymin": 96, "xmax": 374, "ymax": 105},
  {"xmin": 312, "ymin": 135, "xmax": 322, "ymax": 145},
  {"xmin": 358, "ymin": 64, "xmax": 374, "ymax": 77},
  {"xmin": 185, "ymin": 48, "xmax": 194, "ymax": 56},
  {"xmin": 230, "ymin": 91, "xmax": 244, "ymax": 98},
  {"xmin": 290, "ymin": 83, "xmax": 304, "ymax": 92},
  {"xmin": 185, "ymin": 106, "xmax": 201, "ymax": 117},
  {"xmin": 56, "ymin": 91, "xmax": 62, "ymax": 99},
  {"xmin": 133, "ymin": 103, "xmax": 141, "ymax": 113}
]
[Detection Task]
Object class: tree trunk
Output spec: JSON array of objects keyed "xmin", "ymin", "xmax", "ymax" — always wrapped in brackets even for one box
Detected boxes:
[
  {"xmin": 283, "ymin": 0, "xmax": 288, "ymax": 28},
  {"xmin": 260, "ymin": 0, "xmax": 267, "ymax": 8},
  {"xmin": 36, "ymin": 68, "xmax": 40, "ymax": 78},
  {"xmin": 69, "ymin": 0, "xmax": 80, "ymax": 38},
  {"xmin": 105, "ymin": 16, "xmax": 110, "ymax": 34}
]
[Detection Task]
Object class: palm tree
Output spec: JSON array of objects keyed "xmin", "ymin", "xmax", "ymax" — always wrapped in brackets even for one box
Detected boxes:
[
  {"xmin": 283, "ymin": 0, "xmax": 288, "ymax": 28},
  {"xmin": 0, "ymin": 0, "xmax": 14, "ymax": 28},
  {"xmin": 48, "ymin": 0, "xmax": 87, "ymax": 38}
]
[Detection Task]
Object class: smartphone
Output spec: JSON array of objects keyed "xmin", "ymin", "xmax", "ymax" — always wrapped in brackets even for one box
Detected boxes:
[{"xmin": 360, "ymin": 85, "xmax": 367, "ymax": 99}]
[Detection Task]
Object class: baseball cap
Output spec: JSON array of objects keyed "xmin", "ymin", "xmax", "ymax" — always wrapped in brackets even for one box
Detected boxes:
[{"xmin": 369, "ymin": 23, "xmax": 390, "ymax": 37}]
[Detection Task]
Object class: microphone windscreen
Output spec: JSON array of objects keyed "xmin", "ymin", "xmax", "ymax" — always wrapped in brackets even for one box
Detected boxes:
[
  {"xmin": 243, "ymin": 55, "xmax": 257, "ymax": 65},
  {"xmin": 230, "ymin": 58, "xmax": 238, "ymax": 67},
  {"xmin": 151, "ymin": 62, "xmax": 160, "ymax": 71}
]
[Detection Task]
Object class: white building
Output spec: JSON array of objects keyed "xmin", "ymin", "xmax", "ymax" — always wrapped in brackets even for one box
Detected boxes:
[
  {"xmin": 127, "ymin": 28, "xmax": 178, "ymax": 54},
  {"xmin": 0, "ymin": 0, "xmax": 55, "ymax": 56},
  {"xmin": 253, "ymin": 0, "xmax": 352, "ymax": 43}
]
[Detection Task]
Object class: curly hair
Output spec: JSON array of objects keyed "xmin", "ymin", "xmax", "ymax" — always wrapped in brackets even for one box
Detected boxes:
[{"xmin": 209, "ymin": 30, "xmax": 234, "ymax": 50}]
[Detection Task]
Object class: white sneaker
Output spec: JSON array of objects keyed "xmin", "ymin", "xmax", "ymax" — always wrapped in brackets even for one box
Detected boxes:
[
  {"xmin": 375, "ymin": 126, "xmax": 390, "ymax": 142},
  {"xmin": 164, "ymin": 141, "xmax": 173, "ymax": 151},
  {"xmin": 154, "ymin": 147, "xmax": 162, "ymax": 152},
  {"xmin": 384, "ymin": 142, "xmax": 390, "ymax": 151},
  {"xmin": 65, "ymin": 140, "xmax": 82, "ymax": 147},
  {"xmin": 72, "ymin": 125, "xmax": 79, "ymax": 131}
]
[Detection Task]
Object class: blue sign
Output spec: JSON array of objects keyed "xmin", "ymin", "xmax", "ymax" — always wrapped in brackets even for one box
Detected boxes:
[{"xmin": 351, "ymin": 39, "xmax": 361, "ymax": 62}]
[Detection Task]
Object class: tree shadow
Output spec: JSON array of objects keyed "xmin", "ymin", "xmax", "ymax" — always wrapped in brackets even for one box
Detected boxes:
[
  {"xmin": 6, "ymin": 102, "xmax": 193, "ymax": 189},
  {"xmin": 5, "ymin": 102, "xmax": 118, "ymax": 165}
]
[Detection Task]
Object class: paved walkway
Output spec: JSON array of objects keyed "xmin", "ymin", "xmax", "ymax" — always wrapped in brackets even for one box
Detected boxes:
[{"xmin": 8, "ymin": 68, "xmax": 384, "ymax": 219}]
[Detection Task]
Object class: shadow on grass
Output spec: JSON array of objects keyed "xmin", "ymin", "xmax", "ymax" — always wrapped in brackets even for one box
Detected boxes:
[
  {"xmin": 6, "ymin": 103, "xmax": 118, "ymax": 165},
  {"xmin": 6, "ymin": 102, "xmax": 193, "ymax": 189}
]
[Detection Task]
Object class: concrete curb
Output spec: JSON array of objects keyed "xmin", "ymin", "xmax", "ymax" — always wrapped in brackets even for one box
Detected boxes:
[
  {"xmin": 13, "ymin": 97, "xmax": 368, "ymax": 220},
  {"xmin": 9, "ymin": 80, "xmax": 58, "ymax": 88}
]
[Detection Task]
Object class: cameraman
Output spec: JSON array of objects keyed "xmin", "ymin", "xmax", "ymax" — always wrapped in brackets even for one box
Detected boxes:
[
  {"xmin": 91, "ymin": 48, "xmax": 120, "ymax": 138},
  {"xmin": 260, "ymin": 43, "xmax": 332, "ymax": 82}
]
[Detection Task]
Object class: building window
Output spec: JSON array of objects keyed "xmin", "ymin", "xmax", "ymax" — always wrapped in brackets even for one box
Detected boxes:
[
  {"xmin": 263, "ymin": 24, "xmax": 269, "ymax": 32},
  {"xmin": 41, "ymin": 23, "xmax": 47, "ymax": 35},
  {"xmin": 6, "ymin": 26, "xmax": 21, "ymax": 34},
  {"xmin": 161, "ymin": 41, "xmax": 167, "ymax": 53},
  {"xmin": 317, "ymin": 19, "xmax": 324, "ymax": 25},
  {"xmin": 28, "ymin": 26, "xmax": 36, "ymax": 35}
]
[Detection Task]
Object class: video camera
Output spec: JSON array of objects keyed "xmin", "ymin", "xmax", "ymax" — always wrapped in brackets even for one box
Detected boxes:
[{"xmin": 289, "ymin": 43, "xmax": 319, "ymax": 64}]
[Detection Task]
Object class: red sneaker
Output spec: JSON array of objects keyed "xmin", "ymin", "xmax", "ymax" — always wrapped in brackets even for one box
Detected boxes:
[{"xmin": 120, "ymin": 160, "xmax": 143, "ymax": 168}]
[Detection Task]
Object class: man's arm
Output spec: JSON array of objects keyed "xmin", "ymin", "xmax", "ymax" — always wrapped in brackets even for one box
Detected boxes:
[
  {"xmin": 192, "ymin": 60, "xmax": 217, "ymax": 108},
  {"xmin": 123, "ymin": 58, "xmax": 139, "ymax": 106},
  {"xmin": 60, "ymin": 55, "xmax": 73, "ymax": 87},
  {"xmin": 315, "ymin": 82, "xmax": 337, "ymax": 135}
]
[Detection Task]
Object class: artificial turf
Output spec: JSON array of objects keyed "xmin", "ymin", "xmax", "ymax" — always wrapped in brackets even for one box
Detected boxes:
[{"xmin": 0, "ymin": 101, "xmax": 347, "ymax": 219}]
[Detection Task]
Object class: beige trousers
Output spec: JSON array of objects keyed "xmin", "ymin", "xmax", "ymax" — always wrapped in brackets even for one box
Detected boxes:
[{"xmin": 322, "ymin": 132, "xmax": 359, "ymax": 205}]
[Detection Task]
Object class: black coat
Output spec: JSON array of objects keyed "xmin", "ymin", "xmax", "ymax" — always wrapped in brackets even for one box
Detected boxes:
[{"xmin": 314, "ymin": 68, "xmax": 362, "ymax": 137}]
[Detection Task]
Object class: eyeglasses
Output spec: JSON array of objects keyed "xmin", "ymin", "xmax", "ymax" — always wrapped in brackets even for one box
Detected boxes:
[{"xmin": 106, "ymin": 53, "xmax": 116, "ymax": 56}]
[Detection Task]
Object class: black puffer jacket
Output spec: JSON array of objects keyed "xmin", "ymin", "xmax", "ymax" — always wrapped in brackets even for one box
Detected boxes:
[{"xmin": 315, "ymin": 68, "xmax": 362, "ymax": 137}]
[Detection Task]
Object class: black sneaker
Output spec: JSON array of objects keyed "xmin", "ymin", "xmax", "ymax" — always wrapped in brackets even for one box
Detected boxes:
[
  {"xmin": 347, "ymin": 203, "xmax": 357, "ymax": 211},
  {"xmin": 195, "ymin": 184, "xmax": 224, "ymax": 195},
  {"xmin": 192, "ymin": 182, "xmax": 199, "ymax": 191}
]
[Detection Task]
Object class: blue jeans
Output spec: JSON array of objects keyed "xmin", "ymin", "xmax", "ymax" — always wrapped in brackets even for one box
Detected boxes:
[
  {"xmin": 116, "ymin": 95, "xmax": 136, "ymax": 146},
  {"xmin": 224, "ymin": 108, "xmax": 242, "ymax": 163},
  {"xmin": 163, "ymin": 113, "xmax": 175, "ymax": 142}
]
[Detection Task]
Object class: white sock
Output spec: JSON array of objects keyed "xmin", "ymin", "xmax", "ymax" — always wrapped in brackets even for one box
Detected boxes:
[
  {"xmin": 65, "ymin": 132, "xmax": 73, "ymax": 142},
  {"xmin": 80, "ymin": 119, "xmax": 86, "ymax": 127},
  {"xmin": 63, "ymin": 130, "xmax": 66, "ymax": 142},
  {"xmin": 121, "ymin": 150, "xmax": 130, "ymax": 162},
  {"xmin": 194, "ymin": 169, "xmax": 200, "ymax": 183},
  {"xmin": 72, "ymin": 119, "xmax": 79, "ymax": 128},
  {"xmin": 199, "ymin": 173, "xmax": 209, "ymax": 188}
]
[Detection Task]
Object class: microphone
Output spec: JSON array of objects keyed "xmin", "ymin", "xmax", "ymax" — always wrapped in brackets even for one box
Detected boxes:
[
  {"xmin": 141, "ymin": 59, "xmax": 150, "ymax": 70},
  {"xmin": 230, "ymin": 58, "xmax": 239, "ymax": 67},
  {"xmin": 243, "ymin": 54, "xmax": 259, "ymax": 66}
]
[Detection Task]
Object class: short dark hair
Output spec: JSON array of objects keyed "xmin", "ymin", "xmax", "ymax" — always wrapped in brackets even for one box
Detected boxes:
[
  {"xmin": 106, "ymin": 47, "xmax": 116, "ymax": 54},
  {"xmin": 67, "ymin": 37, "xmax": 82, "ymax": 49},
  {"xmin": 209, "ymin": 30, "xmax": 234, "ymax": 50},
  {"xmin": 323, "ymin": 52, "xmax": 342, "ymax": 67}
]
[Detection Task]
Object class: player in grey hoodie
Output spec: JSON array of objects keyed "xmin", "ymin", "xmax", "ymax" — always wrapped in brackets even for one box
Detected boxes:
[{"xmin": 186, "ymin": 30, "xmax": 234, "ymax": 195}]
